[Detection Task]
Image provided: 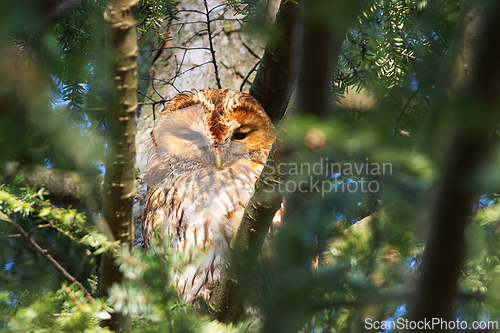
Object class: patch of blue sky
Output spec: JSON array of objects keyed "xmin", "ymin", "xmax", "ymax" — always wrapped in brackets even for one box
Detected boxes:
[
  {"xmin": 4, "ymin": 261, "xmax": 14, "ymax": 271},
  {"xmin": 330, "ymin": 172, "xmax": 342, "ymax": 179},
  {"xmin": 379, "ymin": 304, "xmax": 407, "ymax": 333}
]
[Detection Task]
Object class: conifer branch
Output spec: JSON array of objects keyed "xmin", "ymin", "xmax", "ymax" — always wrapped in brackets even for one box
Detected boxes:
[{"xmin": 1, "ymin": 213, "xmax": 94, "ymax": 302}]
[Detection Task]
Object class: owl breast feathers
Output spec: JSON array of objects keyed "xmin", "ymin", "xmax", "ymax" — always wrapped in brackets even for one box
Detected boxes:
[{"xmin": 141, "ymin": 89, "xmax": 278, "ymax": 304}]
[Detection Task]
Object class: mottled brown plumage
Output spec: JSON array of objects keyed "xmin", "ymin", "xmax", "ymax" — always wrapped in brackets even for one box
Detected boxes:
[{"xmin": 141, "ymin": 89, "xmax": 277, "ymax": 304}]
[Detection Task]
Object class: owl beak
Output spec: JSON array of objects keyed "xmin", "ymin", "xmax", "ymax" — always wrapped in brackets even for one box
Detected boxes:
[{"xmin": 215, "ymin": 145, "xmax": 222, "ymax": 170}]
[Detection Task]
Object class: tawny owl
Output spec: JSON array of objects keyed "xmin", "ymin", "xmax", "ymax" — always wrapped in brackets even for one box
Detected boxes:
[{"xmin": 141, "ymin": 89, "xmax": 277, "ymax": 304}]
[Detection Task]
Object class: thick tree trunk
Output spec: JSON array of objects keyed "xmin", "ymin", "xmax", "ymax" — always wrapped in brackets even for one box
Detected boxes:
[
  {"xmin": 249, "ymin": 0, "xmax": 297, "ymax": 123},
  {"xmin": 101, "ymin": 0, "xmax": 139, "ymax": 331},
  {"xmin": 410, "ymin": 2, "xmax": 500, "ymax": 325}
]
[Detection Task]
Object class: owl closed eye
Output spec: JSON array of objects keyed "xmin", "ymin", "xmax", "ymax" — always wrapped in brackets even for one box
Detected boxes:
[{"xmin": 141, "ymin": 88, "xmax": 277, "ymax": 304}]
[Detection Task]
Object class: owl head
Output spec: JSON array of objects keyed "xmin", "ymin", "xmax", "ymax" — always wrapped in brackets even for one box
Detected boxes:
[{"xmin": 146, "ymin": 89, "xmax": 276, "ymax": 222}]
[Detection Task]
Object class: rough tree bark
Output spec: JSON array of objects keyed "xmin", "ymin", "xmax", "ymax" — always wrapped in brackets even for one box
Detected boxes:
[
  {"xmin": 410, "ymin": 1, "xmax": 500, "ymax": 325},
  {"xmin": 101, "ymin": 0, "xmax": 139, "ymax": 331},
  {"xmin": 249, "ymin": 0, "xmax": 297, "ymax": 123}
]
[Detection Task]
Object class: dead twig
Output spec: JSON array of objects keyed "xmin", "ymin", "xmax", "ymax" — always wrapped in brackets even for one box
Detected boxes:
[{"xmin": 203, "ymin": 0, "xmax": 222, "ymax": 89}]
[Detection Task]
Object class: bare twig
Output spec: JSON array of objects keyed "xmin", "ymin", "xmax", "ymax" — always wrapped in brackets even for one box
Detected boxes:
[
  {"xmin": 239, "ymin": 35, "xmax": 261, "ymax": 59},
  {"xmin": 27, "ymin": 223, "xmax": 51, "ymax": 238},
  {"xmin": 136, "ymin": 3, "xmax": 247, "ymax": 106},
  {"xmin": 138, "ymin": 46, "xmax": 211, "ymax": 53},
  {"xmin": 240, "ymin": 59, "xmax": 261, "ymax": 91},
  {"xmin": 138, "ymin": 90, "xmax": 158, "ymax": 103},
  {"xmin": 207, "ymin": 3, "xmax": 226, "ymax": 15},
  {"xmin": 138, "ymin": 99, "xmax": 170, "ymax": 106},
  {"xmin": 1, "ymin": 234, "xmax": 21, "ymax": 238},
  {"xmin": 178, "ymin": 61, "xmax": 213, "ymax": 76},
  {"xmin": 203, "ymin": 0, "xmax": 222, "ymax": 89}
]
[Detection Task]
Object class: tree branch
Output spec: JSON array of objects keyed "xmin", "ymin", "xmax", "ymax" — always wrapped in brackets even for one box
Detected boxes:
[
  {"xmin": 2, "ymin": 162, "xmax": 103, "ymax": 211},
  {"xmin": 239, "ymin": 59, "xmax": 260, "ymax": 92},
  {"xmin": 249, "ymin": 0, "xmax": 297, "ymax": 123},
  {"xmin": 204, "ymin": 0, "xmax": 222, "ymax": 89},
  {"xmin": 208, "ymin": 143, "xmax": 283, "ymax": 323},
  {"xmin": 0, "ymin": 212, "xmax": 94, "ymax": 302}
]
